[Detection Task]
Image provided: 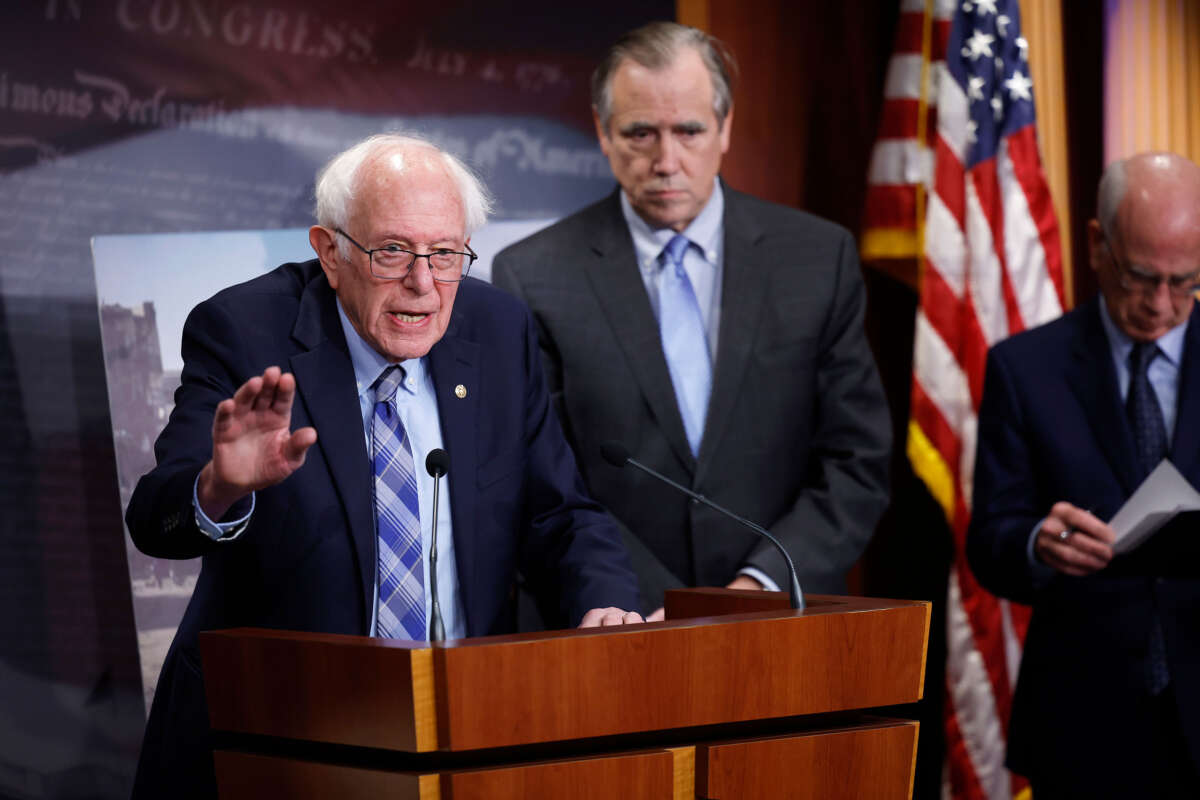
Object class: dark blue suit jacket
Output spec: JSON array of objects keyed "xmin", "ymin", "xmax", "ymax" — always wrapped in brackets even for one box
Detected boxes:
[
  {"xmin": 968, "ymin": 297, "xmax": 1200, "ymax": 792},
  {"xmin": 125, "ymin": 260, "xmax": 639, "ymax": 798}
]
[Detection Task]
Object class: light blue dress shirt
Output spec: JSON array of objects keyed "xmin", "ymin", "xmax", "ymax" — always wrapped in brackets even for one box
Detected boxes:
[
  {"xmin": 336, "ymin": 301, "xmax": 466, "ymax": 640},
  {"xmin": 619, "ymin": 179, "xmax": 779, "ymax": 593},
  {"xmin": 191, "ymin": 301, "xmax": 466, "ymax": 640}
]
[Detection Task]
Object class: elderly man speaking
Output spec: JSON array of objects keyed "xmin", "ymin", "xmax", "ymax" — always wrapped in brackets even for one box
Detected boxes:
[{"xmin": 125, "ymin": 133, "xmax": 642, "ymax": 798}]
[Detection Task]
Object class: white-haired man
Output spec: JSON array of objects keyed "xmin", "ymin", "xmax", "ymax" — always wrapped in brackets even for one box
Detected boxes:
[
  {"xmin": 126, "ymin": 134, "xmax": 642, "ymax": 798},
  {"xmin": 969, "ymin": 152, "xmax": 1200, "ymax": 796}
]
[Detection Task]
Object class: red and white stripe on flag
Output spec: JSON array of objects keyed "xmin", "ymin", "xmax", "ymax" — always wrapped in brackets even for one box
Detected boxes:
[
  {"xmin": 862, "ymin": 0, "xmax": 951, "ymax": 264},
  {"xmin": 864, "ymin": 1, "xmax": 1066, "ymax": 799}
]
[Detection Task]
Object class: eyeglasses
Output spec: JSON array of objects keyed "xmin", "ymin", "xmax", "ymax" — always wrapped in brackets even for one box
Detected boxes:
[
  {"xmin": 1101, "ymin": 234, "xmax": 1200, "ymax": 299},
  {"xmin": 335, "ymin": 228, "xmax": 477, "ymax": 283}
]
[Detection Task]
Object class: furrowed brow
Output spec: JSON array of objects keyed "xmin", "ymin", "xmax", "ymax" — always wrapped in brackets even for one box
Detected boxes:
[{"xmin": 617, "ymin": 121, "xmax": 656, "ymax": 136}]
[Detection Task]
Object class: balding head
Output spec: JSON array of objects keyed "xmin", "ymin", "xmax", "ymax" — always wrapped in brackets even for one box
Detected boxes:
[
  {"xmin": 1090, "ymin": 151, "xmax": 1200, "ymax": 341},
  {"xmin": 1098, "ymin": 152, "xmax": 1200, "ymax": 242}
]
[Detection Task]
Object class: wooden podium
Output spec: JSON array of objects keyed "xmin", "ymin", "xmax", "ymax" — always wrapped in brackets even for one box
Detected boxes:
[{"xmin": 200, "ymin": 592, "xmax": 929, "ymax": 799}]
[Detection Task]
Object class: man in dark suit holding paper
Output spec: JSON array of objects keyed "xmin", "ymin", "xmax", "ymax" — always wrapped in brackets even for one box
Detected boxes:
[
  {"xmin": 125, "ymin": 133, "xmax": 642, "ymax": 798},
  {"xmin": 969, "ymin": 152, "xmax": 1200, "ymax": 797},
  {"xmin": 493, "ymin": 22, "xmax": 891, "ymax": 615}
]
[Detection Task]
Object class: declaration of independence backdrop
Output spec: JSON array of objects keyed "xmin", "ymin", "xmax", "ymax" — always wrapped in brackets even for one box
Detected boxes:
[{"xmin": 0, "ymin": 2, "xmax": 668, "ymax": 796}]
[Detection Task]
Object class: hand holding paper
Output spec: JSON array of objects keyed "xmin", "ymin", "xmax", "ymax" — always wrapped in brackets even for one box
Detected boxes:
[{"xmin": 1035, "ymin": 503, "xmax": 1114, "ymax": 576}]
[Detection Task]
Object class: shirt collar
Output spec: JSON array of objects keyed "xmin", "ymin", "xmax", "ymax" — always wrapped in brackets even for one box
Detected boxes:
[
  {"xmin": 336, "ymin": 298, "xmax": 425, "ymax": 399},
  {"xmin": 620, "ymin": 178, "xmax": 724, "ymax": 273},
  {"xmin": 1097, "ymin": 297, "xmax": 1189, "ymax": 367}
]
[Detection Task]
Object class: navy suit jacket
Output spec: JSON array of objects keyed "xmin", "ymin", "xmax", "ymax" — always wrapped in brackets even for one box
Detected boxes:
[
  {"xmin": 968, "ymin": 297, "xmax": 1200, "ymax": 792},
  {"xmin": 125, "ymin": 260, "xmax": 639, "ymax": 798}
]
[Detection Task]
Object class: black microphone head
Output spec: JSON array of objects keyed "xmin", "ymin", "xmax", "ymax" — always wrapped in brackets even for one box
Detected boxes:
[
  {"xmin": 425, "ymin": 448, "xmax": 450, "ymax": 478},
  {"xmin": 600, "ymin": 441, "xmax": 631, "ymax": 468}
]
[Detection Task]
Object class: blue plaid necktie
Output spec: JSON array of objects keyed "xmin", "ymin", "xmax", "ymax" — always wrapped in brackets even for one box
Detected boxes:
[
  {"xmin": 657, "ymin": 234, "xmax": 711, "ymax": 456},
  {"xmin": 1127, "ymin": 341, "xmax": 1170, "ymax": 694},
  {"xmin": 372, "ymin": 366, "xmax": 425, "ymax": 641}
]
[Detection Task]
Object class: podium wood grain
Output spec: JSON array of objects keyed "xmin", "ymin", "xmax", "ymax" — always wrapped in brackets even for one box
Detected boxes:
[
  {"xmin": 213, "ymin": 752, "xmax": 434, "ymax": 799},
  {"xmin": 695, "ymin": 719, "xmax": 919, "ymax": 799},
  {"xmin": 213, "ymin": 748, "xmax": 695, "ymax": 800},
  {"xmin": 200, "ymin": 596, "xmax": 929, "ymax": 798},
  {"xmin": 433, "ymin": 596, "xmax": 928, "ymax": 750},
  {"xmin": 201, "ymin": 629, "xmax": 438, "ymax": 751},
  {"xmin": 201, "ymin": 596, "xmax": 928, "ymax": 753}
]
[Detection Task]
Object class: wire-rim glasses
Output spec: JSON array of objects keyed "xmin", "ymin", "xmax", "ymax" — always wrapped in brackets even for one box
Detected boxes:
[{"xmin": 335, "ymin": 227, "xmax": 476, "ymax": 283}]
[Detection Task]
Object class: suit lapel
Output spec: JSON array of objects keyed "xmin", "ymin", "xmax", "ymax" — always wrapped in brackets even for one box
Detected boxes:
[
  {"xmin": 1066, "ymin": 299, "xmax": 1141, "ymax": 494},
  {"xmin": 288, "ymin": 275, "xmax": 376, "ymax": 629},
  {"xmin": 1169, "ymin": 305, "xmax": 1200, "ymax": 480},
  {"xmin": 583, "ymin": 191, "xmax": 696, "ymax": 471},
  {"xmin": 695, "ymin": 188, "xmax": 769, "ymax": 483},
  {"xmin": 427, "ymin": 320, "xmax": 480, "ymax": 633}
]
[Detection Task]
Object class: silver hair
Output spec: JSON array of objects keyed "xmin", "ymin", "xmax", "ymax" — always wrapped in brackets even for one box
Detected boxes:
[
  {"xmin": 1097, "ymin": 158, "xmax": 1128, "ymax": 241},
  {"xmin": 313, "ymin": 133, "xmax": 492, "ymax": 258},
  {"xmin": 591, "ymin": 21, "xmax": 737, "ymax": 132}
]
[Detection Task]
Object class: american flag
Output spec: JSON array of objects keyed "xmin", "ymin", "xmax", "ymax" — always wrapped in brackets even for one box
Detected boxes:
[{"xmin": 863, "ymin": 1, "xmax": 1066, "ymax": 798}]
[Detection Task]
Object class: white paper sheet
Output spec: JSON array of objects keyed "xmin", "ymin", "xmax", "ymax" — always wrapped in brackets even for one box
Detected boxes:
[{"xmin": 1109, "ymin": 459, "xmax": 1200, "ymax": 554}]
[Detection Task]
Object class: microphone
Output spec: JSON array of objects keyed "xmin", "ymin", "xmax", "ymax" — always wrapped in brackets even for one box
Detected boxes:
[
  {"xmin": 600, "ymin": 441, "xmax": 804, "ymax": 610},
  {"xmin": 425, "ymin": 448, "xmax": 450, "ymax": 642}
]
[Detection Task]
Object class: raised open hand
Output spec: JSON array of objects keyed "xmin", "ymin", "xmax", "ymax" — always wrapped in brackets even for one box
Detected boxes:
[{"xmin": 196, "ymin": 366, "xmax": 317, "ymax": 520}]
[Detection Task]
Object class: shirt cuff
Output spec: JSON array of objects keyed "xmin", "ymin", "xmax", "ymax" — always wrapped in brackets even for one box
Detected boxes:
[
  {"xmin": 738, "ymin": 566, "xmax": 781, "ymax": 593},
  {"xmin": 192, "ymin": 474, "xmax": 255, "ymax": 541}
]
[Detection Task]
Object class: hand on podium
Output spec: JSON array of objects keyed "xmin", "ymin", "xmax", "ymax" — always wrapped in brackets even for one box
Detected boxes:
[{"xmin": 578, "ymin": 607, "xmax": 646, "ymax": 627}]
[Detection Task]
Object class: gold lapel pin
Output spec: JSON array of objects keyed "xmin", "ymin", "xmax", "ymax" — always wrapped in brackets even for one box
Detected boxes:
[{"xmin": 454, "ymin": 384, "xmax": 467, "ymax": 399}]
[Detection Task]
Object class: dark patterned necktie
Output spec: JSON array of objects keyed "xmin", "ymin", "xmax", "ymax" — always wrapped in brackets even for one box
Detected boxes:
[
  {"xmin": 1126, "ymin": 341, "xmax": 1170, "ymax": 695},
  {"xmin": 1127, "ymin": 341, "xmax": 1167, "ymax": 481}
]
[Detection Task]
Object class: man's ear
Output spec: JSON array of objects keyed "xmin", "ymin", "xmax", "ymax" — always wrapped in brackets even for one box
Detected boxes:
[
  {"xmin": 1086, "ymin": 219, "xmax": 1105, "ymax": 276},
  {"xmin": 309, "ymin": 225, "xmax": 340, "ymax": 290},
  {"xmin": 719, "ymin": 104, "xmax": 734, "ymax": 155}
]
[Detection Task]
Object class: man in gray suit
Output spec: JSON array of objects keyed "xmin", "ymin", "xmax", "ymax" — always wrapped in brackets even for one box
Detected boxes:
[{"xmin": 493, "ymin": 22, "xmax": 890, "ymax": 615}]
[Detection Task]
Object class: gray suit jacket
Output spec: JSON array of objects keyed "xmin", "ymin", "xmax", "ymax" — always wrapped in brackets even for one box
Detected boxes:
[{"xmin": 493, "ymin": 185, "xmax": 891, "ymax": 610}]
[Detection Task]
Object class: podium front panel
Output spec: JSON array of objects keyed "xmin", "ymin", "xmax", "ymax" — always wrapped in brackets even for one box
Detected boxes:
[
  {"xmin": 695, "ymin": 719, "xmax": 919, "ymax": 799},
  {"xmin": 201, "ymin": 597, "xmax": 930, "ymax": 756},
  {"xmin": 434, "ymin": 599, "xmax": 929, "ymax": 750},
  {"xmin": 213, "ymin": 747, "xmax": 694, "ymax": 800}
]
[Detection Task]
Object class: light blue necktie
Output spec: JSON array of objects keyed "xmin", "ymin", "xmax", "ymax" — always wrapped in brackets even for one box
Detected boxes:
[
  {"xmin": 372, "ymin": 366, "xmax": 425, "ymax": 641},
  {"xmin": 657, "ymin": 234, "xmax": 712, "ymax": 456}
]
